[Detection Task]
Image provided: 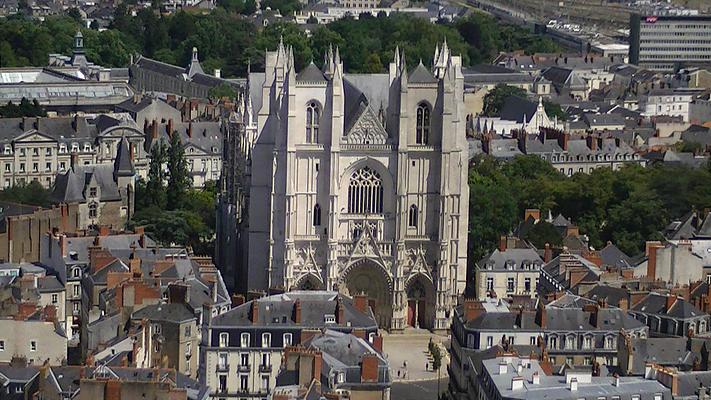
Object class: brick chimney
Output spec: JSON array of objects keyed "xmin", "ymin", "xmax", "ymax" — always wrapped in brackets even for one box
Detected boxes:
[
  {"xmin": 618, "ymin": 297, "xmax": 629, "ymax": 310},
  {"xmin": 336, "ymin": 298, "xmax": 345, "ymax": 325},
  {"xmin": 313, "ymin": 352, "xmax": 323, "ymax": 383},
  {"xmin": 463, "ymin": 299, "xmax": 485, "ymax": 322},
  {"xmin": 499, "ymin": 235, "xmax": 507, "ymax": 252},
  {"xmin": 231, "ymin": 294, "xmax": 245, "ymax": 307},
  {"xmin": 98, "ymin": 225, "xmax": 110, "ymax": 236},
  {"xmin": 666, "ymin": 295, "xmax": 678, "ymax": 312},
  {"xmin": 361, "ymin": 354, "xmax": 379, "ymax": 383},
  {"xmin": 544, "ymin": 243, "xmax": 552, "ymax": 263},
  {"xmin": 535, "ymin": 300, "xmax": 546, "ymax": 328},
  {"xmin": 151, "ymin": 120, "xmax": 158, "ymax": 140},
  {"xmin": 372, "ymin": 335, "xmax": 383, "ymax": 353},
  {"xmin": 524, "ymin": 209, "xmax": 541, "ymax": 222},
  {"xmin": 188, "ymin": 122, "xmax": 193, "ymax": 138},
  {"xmin": 167, "ymin": 119, "xmax": 174, "ymax": 136},
  {"xmin": 586, "ymin": 134, "xmax": 597, "ymax": 151},
  {"xmin": 250, "ymin": 301, "xmax": 259, "ymax": 324},
  {"xmin": 354, "ymin": 293, "xmax": 368, "ymax": 314},
  {"xmin": 104, "ymin": 380, "xmax": 121, "ymax": 400},
  {"xmin": 59, "ymin": 234, "xmax": 67, "ymax": 258},
  {"xmin": 646, "ymin": 241, "xmax": 663, "ymax": 280},
  {"xmin": 293, "ymin": 298, "xmax": 302, "ymax": 323}
]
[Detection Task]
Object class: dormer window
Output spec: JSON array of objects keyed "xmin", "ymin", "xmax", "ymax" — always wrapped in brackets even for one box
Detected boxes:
[
  {"xmin": 71, "ymin": 143, "xmax": 79, "ymax": 153},
  {"xmin": 83, "ymin": 144, "xmax": 91, "ymax": 152},
  {"xmin": 324, "ymin": 314, "xmax": 336, "ymax": 324},
  {"xmin": 59, "ymin": 144, "xmax": 67, "ymax": 153}
]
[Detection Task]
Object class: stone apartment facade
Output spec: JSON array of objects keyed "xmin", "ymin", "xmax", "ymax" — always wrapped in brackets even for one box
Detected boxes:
[
  {"xmin": 0, "ymin": 115, "xmax": 147, "ymax": 188},
  {"xmin": 474, "ymin": 237, "xmax": 543, "ymax": 300},
  {"xmin": 201, "ymin": 291, "xmax": 379, "ymax": 399}
]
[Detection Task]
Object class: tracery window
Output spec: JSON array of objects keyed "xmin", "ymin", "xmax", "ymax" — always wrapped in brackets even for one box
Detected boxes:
[
  {"xmin": 416, "ymin": 103, "xmax": 431, "ymax": 145},
  {"xmin": 306, "ymin": 102, "xmax": 320, "ymax": 143},
  {"xmin": 347, "ymin": 167, "xmax": 383, "ymax": 214}
]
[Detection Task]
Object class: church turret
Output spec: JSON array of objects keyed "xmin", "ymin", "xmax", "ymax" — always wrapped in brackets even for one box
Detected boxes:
[{"xmin": 113, "ymin": 135, "xmax": 136, "ymax": 223}]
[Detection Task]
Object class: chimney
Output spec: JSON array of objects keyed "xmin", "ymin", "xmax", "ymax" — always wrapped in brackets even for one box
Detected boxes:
[
  {"xmin": 618, "ymin": 297, "xmax": 629, "ymax": 310},
  {"xmin": 98, "ymin": 225, "xmax": 110, "ymax": 236},
  {"xmin": 188, "ymin": 122, "xmax": 193, "ymax": 138},
  {"xmin": 313, "ymin": 352, "xmax": 323, "ymax": 383},
  {"xmin": 231, "ymin": 294, "xmax": 245, "ymax": 307},
  {"xmin": 372, "ymin": 335, "xmax": 383, "ymax": 353},
  {"xmin": 499, "ymin": 235, "xmax": 507, "ymax": 252},
  {"xmin": 168, "ymin": 283, "xmax": 189, "ymax": 304},
  {"xmin": 70, "ymin": 153, "xmax": 78, "ymax": 170},
  {"xmin": 646, "ymin": 242, "xmax": 662, "ymax": 280},
  {"xmin": 361, "ymin": 354, "xmax": 379, "ymax": 383},
  {"xmin": 532, "ymin": 372, "xmax": 540, "ymax": 385},
  {"xmin": 558, "ymin": 132, "xmax": 569, "ymax": 151},
  {"xmin": 59, "ymin": 235, "xmax": 67, "ymax": 258},
  {"xmin": 354, "ymin": 293, "xmax": 368, "ymax": 314},
  {"xmin": 143, "ymin": 119, "xmax": 149, "ymax": 134},
  {"xmin": 211, "ymin": 281, "xmax": 218, "ymax": 303},
  {"xmin": 293, "ymin": 298, "xmax": 302, "ymax": 323},
  {"xmin": 151, "ymin": 120, "xmax": 158, "ymax": 140},
  {"xmin": 666, "ymin": 295, "xmax": 677, "ymax": 312},
  {"xmin": 250, "ymin": 301, "xmax": 259, "ymax": 324},
  {"xmin": 613, "ymin": 374, "xmax": 620, "ymax": 387},
  {"xmin": 336, "ymin": 298, "xmax": 345, "ymax": 325},
  {"xmin": 566, "ymin": 225, "xmax": 579, "ymax": 237},
  {"xmin": 499, "ymin": 362, "xmax": 508, "ymax": 375},
  {"xmin": 463, "ymin": 299, "xmax": 485, "ymax": 322},
  {"xmin": 535, "ymin": 300, "xmax": 546, "ymax": 328},
  {"xmin": 524, "ymin": 209, "xmax": 541, "ymax": 222},
  {"xmin": 105, "ymin": 380, "xmax": 121, "ymax": 400},
  {"xmin": 544, "ymin": 243, "xmax": 552, "ymax": 263}
]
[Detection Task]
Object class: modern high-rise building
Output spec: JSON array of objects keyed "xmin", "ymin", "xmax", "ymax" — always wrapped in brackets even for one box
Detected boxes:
[{"xmin": 629, "ymin": 14, "xmax": 711, "ymax": 72}]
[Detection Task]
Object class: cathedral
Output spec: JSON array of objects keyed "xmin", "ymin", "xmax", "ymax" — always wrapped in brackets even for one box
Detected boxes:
[{"xmin": 218, "ymin": 40, "xmax": 469, "ymax": 331}]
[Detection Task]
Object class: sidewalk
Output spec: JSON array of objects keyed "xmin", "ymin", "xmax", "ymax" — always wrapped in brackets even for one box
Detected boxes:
[{"xmin": 381, "ymin": 330, "xmax": 450, "ymax": 382}]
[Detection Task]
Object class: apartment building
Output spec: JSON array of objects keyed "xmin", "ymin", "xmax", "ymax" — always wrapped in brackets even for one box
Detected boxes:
[
  {"xmin": 201, "ymin": 291, "xmax": 379, "ymax": 399},
  {"xmin": 629, "ymin": 14, "xmax": 711, "ymax": 71}
]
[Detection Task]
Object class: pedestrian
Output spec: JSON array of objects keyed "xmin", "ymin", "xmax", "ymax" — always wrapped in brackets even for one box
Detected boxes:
[
  {"xmin": 425, "ymin": 362, "xmax": 428, "ymax": 371},
  {"xmin": 397, "ymin": 370, "xmax": 401, "ymax": 378}
]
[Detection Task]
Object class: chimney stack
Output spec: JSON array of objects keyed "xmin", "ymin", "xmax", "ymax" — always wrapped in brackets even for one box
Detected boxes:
[
  {"xmin": 293, "ymin": 298, "xmax": 302, "ymax": 323},
  {"xmin": 250, "ymin": 301, "xmax": 259, "ymax": 324},
  {"xmin": 666, "ymin": 295, "xmax": 677, "ymax": 312},
  {"xmin": 188, "ymin": 122, "xmax": 193, "ymax": 138},
  {"xmin": 499, "ymin": 235, "xmax": 507, "ymax": 252},
  {"xmin": 336, "ymin": 298, "xmax": 345, "ymax": 325},
  {"xmin": 361, "ymin": 354, "xmax": 379, "ymax": 383},
  {"xmin": 463, "ymin": 299, "xmax": 485, "ymax": 322},
  {"xmin": 544, "ymin": 243, "xmax": 552, "ymax": 263},
  {"xmin": 167, "ymin": 119, "xmax": 174, "ymax": 137},
  {"xmin": 151, "ymin": 120, "xmax": 158, "ymax": 140},
  {"xmin": 354, "ymin": 293, "xmax": 368, "ymax": 314}
]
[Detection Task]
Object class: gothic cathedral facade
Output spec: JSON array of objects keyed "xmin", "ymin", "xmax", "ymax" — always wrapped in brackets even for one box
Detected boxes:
[{"xmin": 221, "ymin": 41, "xmax": 469, "ymax": 331}]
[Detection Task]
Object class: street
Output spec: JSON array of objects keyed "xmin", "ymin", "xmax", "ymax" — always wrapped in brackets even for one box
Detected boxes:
[{"xmin": 391, "ymin": 378, "xmax": 448, "ymax": 400}]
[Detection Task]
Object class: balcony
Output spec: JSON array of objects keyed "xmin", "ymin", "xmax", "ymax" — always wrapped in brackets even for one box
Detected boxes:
[
  {"xmin": 237, "ymin": 364, "xmax": 250, "ymax": 372},
  {"xmin": 259, "ymin": 364, "xmax": 272, "ymax": 373},
  {"xmin": 216, "ymin": 363, "xmax": 230, "ymax": 372}
]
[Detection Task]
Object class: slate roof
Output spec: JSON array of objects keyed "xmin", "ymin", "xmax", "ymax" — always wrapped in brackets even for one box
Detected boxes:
[
  {"xmin": 462, "ymin": 305, "xmax": 644, "ymax": 332},
  {"xmin": 296, "ymin": 62, "xmax": 327, "ymax": 83},
  {"xmin": 632, "ymin": 293, "xmax": 705, "ymax": 320},
  {"xmin": 113, "ymin": 136, "xmax": 134, "ymax": 177},
  {"xmin": 599, "ymin": 243, "xmax": 633, "ymax": 268},
  {"xmin": 408, "ymin": 62, "xmax": 437, "ymax": 84},
  {"xmin": 147, "ymin": 121, "xmax": 222, "ymax": 155},
  {"xmin": 626, "ymin": 337, "xmax": 696, "ymax": 374},
  {"xmin": 51, "ymin": 164, "xmax": 122, "ymax": 203},
  {"xmin": 676, "ymin": 371, "xmax": 711, "ymax": 397},
  {"xmin": 131, "ymin": 303, "xmax": 196, "ymax": 323},
  {"xmin": 583, "ymin": 113, "xmax": 625, "ymax": 127},
  {"xmin": 37, "ymin": 275, "xmax": 63, "ymax": 293},
  {"xmin": 477, "ymin": 248, "xmax": 543, "ymax": 270},
  {"xmin": 584, "ymin": 285, "xmax": 629, "ymax": 308},
  {"xmin": 499, "ymin": 96, "xmax": 538, "ymax": 123},
  {"xmin": 210, "ymin": 291, "xmax": 377, "ymax": 329},
  {"xmin": 542, "ymin": 66, "xmax": 588, "ymax": 90}
]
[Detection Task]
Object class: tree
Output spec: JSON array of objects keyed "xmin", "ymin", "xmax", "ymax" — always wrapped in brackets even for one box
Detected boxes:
[
  {"xmin": 0, "ymin": 98, "xmax": 47, "ymax": 118},
  {"xmin": 145, "ymin": 140, "xmax": 168, "ymax": 209},
  {"xmin": 481, "ymin": 84, "xmax": 527, "ymax": 116},
  {"xmin": 0, "ymin": 181, "xmax": 51, "ymax": 207},
  {"xmin": 208, "ymin": 83, "xmax": 236, "ymax": 99},
  {"xmin": 521, "ymin": 221, "xmax": 563, "ymax": 249},
  {"xmin": 306, "ymin": 15, "xmax": 318, "ymax": 24},
  {"xmin": 544, "ymin": 100, "xmax": 566, "ymax": 121},
  {"xmin": 166, "ymin": 133, "xmax": 190, "ymax": 210},
  {"xmin": 67, "ymin": 8, "xmax": 83, "ymax": 24}
]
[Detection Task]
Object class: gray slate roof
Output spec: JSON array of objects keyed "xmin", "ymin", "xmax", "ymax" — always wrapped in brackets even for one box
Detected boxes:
[
  {"xmin": 408, "ymin": 62, "xmax": 437, "ymax": 84},
  {"xmin": 131, "ymin": 303, "xmax": 196, "ymax": 323},
  {"xmin": 51, "ymin": 164, "xmax": 121, "ymax": 203},
  {"xmin": 296, "ymin": 62, "xmax": 327, "ymax": 83},
  {"xmin": 632, "ymin": 293, "xmax": 705, "ymax": 320}
]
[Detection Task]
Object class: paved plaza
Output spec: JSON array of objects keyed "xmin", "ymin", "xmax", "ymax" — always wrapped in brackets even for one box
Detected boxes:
[{"xmin": 381, "ymin": 329, "xmax": 449, "ymax": 382}]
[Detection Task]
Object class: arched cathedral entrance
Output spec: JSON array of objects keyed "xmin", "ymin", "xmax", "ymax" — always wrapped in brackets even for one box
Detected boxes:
[
  {"xmin": 341, "ymin": 260, "xmax": 392, "ymax": 328},
  {"xmin": 294, "ymin": 273, "xmax": 324, "ymax": 291},
  {"xmin": 406, "ymin": 274, "xmax": 436, "ymax": 330}
]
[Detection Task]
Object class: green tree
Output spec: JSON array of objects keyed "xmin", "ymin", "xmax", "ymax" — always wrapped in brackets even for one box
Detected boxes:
[
  {"xmin": 521, "ymin": 221, "xmax": 563, "ymax": 249},
  {"xmin": 166, "ymin": 133, "xmax": 190, "ymax": 210},
  {"xmin": 0, "ymin": 181, "xmax": 51, "ymax": 207},
  {"xmin": 481, "ymin": 84, "xmax": 527, "ymax": 117},
  {"xmin": 145, "ymin": 140, "xmax": 168, "ymax": 209},
  {"xmin": 208, "ymin": 83, "xmax": 236, "ymax": 99},
  {"xmin": 0, "ymin": 98, "xmax": 47, "ymax": 118}
]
